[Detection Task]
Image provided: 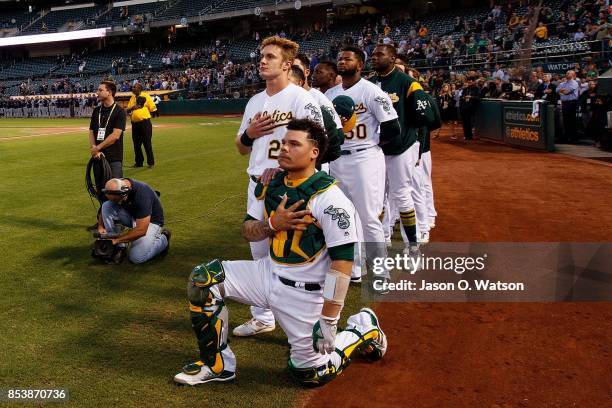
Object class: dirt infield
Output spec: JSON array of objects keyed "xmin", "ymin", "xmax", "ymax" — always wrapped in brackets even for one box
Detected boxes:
[{"xmin": 303, "ymin": 126, "xmax": 612, "ymax": 407}]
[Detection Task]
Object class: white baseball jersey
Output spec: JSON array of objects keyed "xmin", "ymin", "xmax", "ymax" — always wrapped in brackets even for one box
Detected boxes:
[
  {"xmin": 238, "ymin": 83, "xmax": 324, "ymax": 176},
  {"xmin": 325, "ymin": 78, "xmax": 398, "ymax": 149},
  {"xmin": 309, "ymin": 87, "xmax": 342, "ymax": 129},
  {"xmin": 247, "ymin": 183, "xmax": 358, "ymax": 283}
]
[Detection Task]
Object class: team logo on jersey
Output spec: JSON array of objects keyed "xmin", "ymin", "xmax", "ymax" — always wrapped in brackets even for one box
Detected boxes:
[
  {"xmin": 250, "ymin": 110, "xmax": 294, "ymax": 129},
  {"xmin": 324, "ymin": 205, "xmax": 351, "ymax": 229},
  {"xmin": 354, "ymin": 103, "xmax": 367, "ymax": 114},
  {"xmin": 304, "ymin": 103, "xmax": 323, "ymax": 125},
  {"xmin": 387, "ymin": 93, "xmax": 399, "ymax": 104},
  {"xmin": 374, "ymin": 96, "xmax": 392, "ymax": 113},
  {"xmin": 416, "ymin": 100, "xmax": 431, "ymax": 111}
]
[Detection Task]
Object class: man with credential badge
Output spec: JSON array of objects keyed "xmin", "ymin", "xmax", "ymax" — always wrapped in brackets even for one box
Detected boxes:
[{"xmin": 87, "ymin": 80, "xmax": 126, "ymax": 229}]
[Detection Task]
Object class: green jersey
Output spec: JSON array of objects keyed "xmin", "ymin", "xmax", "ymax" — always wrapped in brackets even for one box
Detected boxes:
[
  {"xmin": 370, "ymin": 68, "xmax": 437, "ymax": 155},
  {"xmin": 248, "ymin": 171, "xmax": 358, "ymax": 282}
]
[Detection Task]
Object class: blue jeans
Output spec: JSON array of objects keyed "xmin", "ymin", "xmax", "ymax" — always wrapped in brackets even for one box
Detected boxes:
[{"xmin": 101, "ymin": 201, "xmax": 168, "ymax": 264}]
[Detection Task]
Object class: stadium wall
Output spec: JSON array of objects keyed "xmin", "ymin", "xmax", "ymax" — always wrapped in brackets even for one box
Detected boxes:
[
  {"xmin": 157, "ymin": 99, "xmax": 248, "ymax": 115},
  {"xmin": 475, "ymin": 100, "xmax": 555, "ymax": 152}
]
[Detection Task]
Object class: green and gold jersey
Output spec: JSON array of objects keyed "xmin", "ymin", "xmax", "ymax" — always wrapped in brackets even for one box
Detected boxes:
[
  {"xmin": 247, "ymin": 171, "xmax": 358, "ymax": 282},
  {"xmin": 370, "ymin": 68, "xmax": 437, "ymax": 155}
]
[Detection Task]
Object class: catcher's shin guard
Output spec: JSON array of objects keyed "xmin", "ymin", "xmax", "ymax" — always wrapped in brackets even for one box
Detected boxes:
[
  {"xmin": 288, "ymin": 360, "xmax": 340, "ymax": 387},
  {"xmin": 186, "ymin": 260, "xmax": 228, "ymax": 375}
]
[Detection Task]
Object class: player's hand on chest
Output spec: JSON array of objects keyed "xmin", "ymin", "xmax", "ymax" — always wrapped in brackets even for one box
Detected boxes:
[{"xmin": 269, "ymin": 194, "xmax": 313, "ymax": 232}]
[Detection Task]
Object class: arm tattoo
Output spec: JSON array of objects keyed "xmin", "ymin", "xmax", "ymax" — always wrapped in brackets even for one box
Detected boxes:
[{"xmin": 242, "ymin": 220, "xmax": 275, "ymax": 242}]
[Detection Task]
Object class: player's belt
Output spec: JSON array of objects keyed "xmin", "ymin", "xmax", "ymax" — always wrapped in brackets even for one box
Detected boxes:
[
  {"xmin": 278, "ymin": 276, "xmax": 322, "ymax": 291},
  {"xmin": 249, "ymin": 175, "xmax": 259, "ymax": 183},
  {"xmin": 340, "ymin": 145, "xmax": 375, "ymax": 155}
]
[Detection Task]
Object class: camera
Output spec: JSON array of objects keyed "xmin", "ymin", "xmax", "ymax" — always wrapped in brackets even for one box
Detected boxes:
[
  {"xmin": 91, "ymin": 233, "xmax": 125, "ymax": 264},
  {"xmin": 93, "ymin": 239, "xmax": 115, "ymax": 258}
]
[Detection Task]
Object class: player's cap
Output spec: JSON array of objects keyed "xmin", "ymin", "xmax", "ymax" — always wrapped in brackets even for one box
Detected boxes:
[{"xmin": 332, "ymin": 95, "xmax": 356, "ymax": 132}]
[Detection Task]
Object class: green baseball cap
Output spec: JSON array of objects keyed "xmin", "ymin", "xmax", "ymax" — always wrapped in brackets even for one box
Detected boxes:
[{"xmin": 332, "ymin": 95, "xmax": 357, "ymax": 132}]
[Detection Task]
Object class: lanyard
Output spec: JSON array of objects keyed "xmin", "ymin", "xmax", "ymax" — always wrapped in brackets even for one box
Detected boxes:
[{"xmin": 98, "ymin": 102, "xmax": 117, "ymax": 129}]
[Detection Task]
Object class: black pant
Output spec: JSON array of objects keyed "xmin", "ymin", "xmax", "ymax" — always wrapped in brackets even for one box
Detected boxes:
[
  {"xmin": 132, "ymin": 119, "xmax": 154, "ymax": 166},
  {"xmin": 461, "ymin": 108, "xmax": 474, "ymax": 139},
  {"xmin": 561, "ymin": 100, "xmax": 578, "ymax": 143},
  {"xmin": 93, "ymin": 160, "xmax": 123, "ymax": 205}
]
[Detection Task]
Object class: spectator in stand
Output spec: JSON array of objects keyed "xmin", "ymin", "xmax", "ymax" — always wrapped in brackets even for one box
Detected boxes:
[
  {"xmin": 534, "ymin": 22, "xmax": 548, "ymax": 43},
  {"xmin": 418, "ymin": 24, "xmax": 428, "ymax": 38},
  {"xmin": 567, "ymin": 15, "xmax": 579, "ymax": 33},
  {"xmin": 535, "ymin": 74, "xmax": 557, "ymax": 104},
  {"xmin": 557, "ymin": 70, "xmax": 580, "ymax": 144},
  {"xmin": 484, "ymin": 17, "xmax": 496, "ymax": 35},
  {"xmin": 459, "ymin": 77, "xmax": 480, "ymax": 141},
  {"xmin": 508, "ymin": 13, "xmax": 520, "ymax": 30},
  {"xmin": 482, "ymin": 80, "xmax": 502, "ymax": 98},
  {"xmin": 527, "ymin": 72, "xmax": 542, "ymax": 98},
  {"xmin": 436, "ymin": 83, "xmax": 454, "ymax": 137},
  {"xmin": 579, "ymin": 80, "xmax": 600, "ymax": 137},
  {"xmin": 492, "ymin": 64, "xmax": 506, "ymax": 81}
]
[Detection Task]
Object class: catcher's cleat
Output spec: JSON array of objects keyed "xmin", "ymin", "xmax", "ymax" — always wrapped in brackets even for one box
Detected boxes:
[
  {"xmin": 232, "ymin": 318, "xmax": 275, "ymax": 337},
  {"xmin": 359, "ymin": 308, "xmax": 388, "ymax": 362},
  {"xmin": 174, "ymin": 361, "xmax": 235, "ymax": 386}
]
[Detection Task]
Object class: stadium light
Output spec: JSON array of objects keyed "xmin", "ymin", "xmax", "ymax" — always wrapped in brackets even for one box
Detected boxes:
[{"xmin": 0, "ymin": 27, "xmax": 109, "ymax": 47}]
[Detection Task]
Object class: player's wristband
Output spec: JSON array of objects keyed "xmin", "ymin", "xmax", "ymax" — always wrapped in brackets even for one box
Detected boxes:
[
  {"xmin": 322, "ymin": 269, "xmax": 350, "ymax": 306},
  {"xmin": 240, "ymin": 131, "xmax": 254, "ymax": 147},
  {"xmin": 268, "ymin": 215, "xmax": 277, "ymax": 231}
]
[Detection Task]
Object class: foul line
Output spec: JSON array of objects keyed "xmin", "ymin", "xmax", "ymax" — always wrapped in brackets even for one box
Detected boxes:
[{"xmin": 0, "ymin": 128, "xmax": 88, "ymax": 141}]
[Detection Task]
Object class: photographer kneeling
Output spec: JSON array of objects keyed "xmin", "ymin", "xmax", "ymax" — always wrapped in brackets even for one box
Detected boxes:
[{"xmin": 95, "ymin": 178, "xmax": 170, "ymax": 264}]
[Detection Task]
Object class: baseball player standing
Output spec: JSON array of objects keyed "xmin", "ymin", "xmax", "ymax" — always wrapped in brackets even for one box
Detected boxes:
[
  {"xmin": 292, "ymin": 54, "xmax": 345, "ymax": 174},
  {"xmin": 293, "ymin": 54, "xmax": 342, "ymax": 132},
  {"xmin": 241, "ymin": 60, "xmax": 363, "ymax": 335},
  {"xmin": 174, "ymin": 118, "xmax": 387, "ymax": 386},
  {"xmin": 370, "ymin": 44, "xmax": 432, "ymax": 247},
  {"xmin": 312, "ymin": 61, "xmax": 339, "ymax": 95},
  {"xmin": 291, "ymin": 57, "xmax": 366, "ymax": 282},
  {"xmin": 325, "ymin": 46, "xmax": 401, "ymax": 261},
  {"xmin": 233, "ymin": 36, "xmax": 324, "ymax": 337}
]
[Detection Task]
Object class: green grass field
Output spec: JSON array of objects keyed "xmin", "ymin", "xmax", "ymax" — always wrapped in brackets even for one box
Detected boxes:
[{"xmin": 0, "ymin": 117, "xmax": 364, "ymax": 407}]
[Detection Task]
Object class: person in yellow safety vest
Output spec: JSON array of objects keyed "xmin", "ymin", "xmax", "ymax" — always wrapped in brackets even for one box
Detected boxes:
[{"xmin": 127, "ymin": 83, "xmax": 157, "ymax": 168}]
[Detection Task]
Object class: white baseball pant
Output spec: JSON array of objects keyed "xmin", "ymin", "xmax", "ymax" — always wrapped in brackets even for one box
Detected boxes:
[
  {"xmin": 385, "ymin": 143, "xmax": 429, "ymax": 241},
  {"xmin": 246, "ymin": 176, "xmax": 276, "ymax": 326},
  {"xmin": 330, "ymin": 146, "xmax": 386, "ymax": 243},
  {"xmin": 212, "ymin": 258, "xmax": 381, "ymax": 369},
  {"xmin": 420, "ymin": 151, "xmax": 437, "ymax": 225}
]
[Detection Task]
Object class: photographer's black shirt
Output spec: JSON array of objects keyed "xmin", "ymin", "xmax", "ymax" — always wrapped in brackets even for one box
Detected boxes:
[
  {"xmin": 89, "ymin": 102, "xmax": 126, "ymax": 162},
  {"xmin": 123, "ymin": 179, "xmax": 164, "ymax": 226}
]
